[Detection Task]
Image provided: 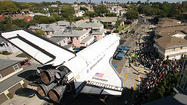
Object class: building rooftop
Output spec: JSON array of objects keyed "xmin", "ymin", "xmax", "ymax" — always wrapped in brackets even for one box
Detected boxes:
[
  {"xmin": 94, "ymin": 17, "xmax": 118, "ymax": 23},
  {"xmin": 73, "ymin": 22, "xmax": 103, "ymax": 29},
  {"xmin": 81, "ymin": 35, "xmax": 94, "ymax": 44},
  {"xmin": 53, "ymin": 30, "xmax": 89, "ymax": 37},
  {"xmin": 63, "ymin": 44, "xmax": 72, "ymax": 49},
  {"xmin": 155, "ymin": 25, "xmax": 187, "ymax": 37},
  {"xmin": 92, "ymin": 29, "xmax": 105, "ymax": 35},
  {"xmin": 0, "ymin": 64, "xmax": 40, "ymax": 94},
  {"xmin": 155, "ymin": 36, "xmax": 187, "ymax": 49},
  {"xmin": 0, "ymin": 59, "xmax": 21, "ymax": 70},
  {"xmin": 48, "ymin": 36, "xmax": 66, "ymax": 43},
  {"xmin": 158, "ymin": 18, "xmax": 183, "ymax": 28},
  {"xmin": 57, "ymin": 21, "xmax": 70, "ymax": 26}
]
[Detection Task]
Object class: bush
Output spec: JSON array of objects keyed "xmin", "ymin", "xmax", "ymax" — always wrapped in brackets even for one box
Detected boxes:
[
  {"xmin": 16, "ymin": 53, "xmax": 30, "ymax": 58},
  {"xmin": 7, "ymin": 93, "xmax": 13, "ymax": 99},
  {"xmin": 0, "ymin": 51, "xmax": 11, "ymax": 55},
  {"xmin": 22, "ymin": 83, "xmax": 27, "ymax": 88}
]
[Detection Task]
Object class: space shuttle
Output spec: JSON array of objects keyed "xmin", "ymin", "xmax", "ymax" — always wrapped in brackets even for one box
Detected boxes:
[{"xmin": 1, "ymin": 30, "xmax": 124, "ymax": 103}]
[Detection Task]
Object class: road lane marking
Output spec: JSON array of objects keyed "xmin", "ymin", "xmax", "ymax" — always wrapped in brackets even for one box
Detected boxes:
[
  {"xmin": 120, "ymin": 73, "xmax": 128, "ymax": 84},
  {"xmin": 121, "ymin": 67, "xmax": 128, "ymax": 68},
  {"xmin": 134, "ymin": 74, "xmax": 139, "ymax": 91},
  {"xmin": 124, "ymin": 74, "xmax": 128, "ymax": 84}
]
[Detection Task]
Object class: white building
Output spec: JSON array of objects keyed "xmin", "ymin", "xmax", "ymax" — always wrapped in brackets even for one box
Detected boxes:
[
  {"xmin": 154, "ymin": 27, "xmax": 187, "ymax": 60},
  {"xmin": 75, "ymin": 11, "xmax": 85, "ymax": 17}
]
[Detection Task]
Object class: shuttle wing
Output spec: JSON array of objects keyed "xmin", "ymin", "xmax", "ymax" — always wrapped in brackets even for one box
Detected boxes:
[
  {"xmin": 1, "ymin": 30, "xmax": 75, "ymax": 66},
  {"xmin": 81, "ymin": 56, "xmax": 124, "ymax": 95},
  {"xmin": 79, "ymin": 34, "xmax": 124, "ymax": 95}
]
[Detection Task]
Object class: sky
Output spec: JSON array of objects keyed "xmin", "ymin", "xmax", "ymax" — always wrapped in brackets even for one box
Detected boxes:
[{"xmin": 12, "ymin": 0, "xmax": 186, "ymax": 3}]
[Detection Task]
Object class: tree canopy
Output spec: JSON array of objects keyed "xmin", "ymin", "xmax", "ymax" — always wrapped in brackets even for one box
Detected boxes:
[
  {"xmin": 33, "ymin": 15, "xmax": 56, "ymax": 24},
  {"xmin": 85, "ymin": 11, "xmax": 96, "ymax": 17},
  {"xmin": 61, "ymin": 5, "xmax": 75, "ymax": 19},
  {"xmin": 80, "ymin": 6, "xmax": 88, "ymax": 11},
  {"xmin": 0, "ymin": 0, "xmax": 18, "ymax": 13},
  {"xmin": 93, "ymin": 5, "xmax": 109, "ymax": 16},
  {"xmin": 126, "ymin": 5, "xmax": 139, "ymax": 20},
  {"xmin": 106, "ymin": 12, "xmax": 117, "ymax": 17},
  {"xmin": 138, "ymin": 2, "xmax": 185, "ymax": 19}
]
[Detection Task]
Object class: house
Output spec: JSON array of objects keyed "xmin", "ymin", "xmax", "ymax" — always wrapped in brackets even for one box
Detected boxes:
[
  {"xmin": 57, "ymin": 21, "xmax": 70, "ymax": 27},
  {"xmin": 28, "ymin": 13, "xmax": 50, "ymax": 17},
  {"xmin": 0, "ymin": 59, "xmax": 22, "ymax": 104},
  {"xmin": 24, "ymin": 16, "xmax": 32, "ymax": 22},
  {"xmin": 0, "ymin": 59, "xmax": 23, "ymax": 82},
  {"xmin": 73, "ymin": 4, "xmax": 94, "ymax": 12},
  {"xmin": 92, "ymin": 29, "xmax": 105, "ymax": 40},
  {"xmin": 29, "ymin": 23, "xmax": 65, "ymax": 35},
  {"xmin": 109, "ymin": 6, "xmax": 122, "ymax": 16},
  {"xmin": 157, "ymin": 18, "xmax": 183, "ymax": 28},
  {"xmin": 48, "ymin": 36, "xmax": 73, "ymax": 51},
  {"xmin": 0, "ymin": 15, "xmax": 5, "ymax": 21},
  {"xmin": 0, "ymin": 59, "xmax": 39, "ymax": 104},
  {"xmin": 92, "ymin": 17, "xmax": 118, "ymax": 28},
  {"xmin": 63, "ymin": 44, "xmax": 73, "ymax": 51},
  {"xmin": 154, "ymin": 19, "xmax": 187, "ymax": 60},
  {"xmin": 52, "ymin": 29, "xmax": 93, "ymax": 48},
  {"xmin": 50, "ymin": 4, "xmax": 58, "ymax": 8},
  {"xmin": 48, "ymin": 36, "xmax": 70, "ymax": 47},
  {"xmin": 154, "ymin": 35, "xmax": 187, "ymax": 60},
  {"xmin": 73, "ymin": 22, "xmax": 105, "ymax": 40},
  {"xmin": 75, "ymin": 10, "xmax": 85, "ymax": 17}
]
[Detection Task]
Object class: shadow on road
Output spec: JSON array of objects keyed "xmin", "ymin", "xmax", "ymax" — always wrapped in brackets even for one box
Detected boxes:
[{"xmin": 42, "ymin": 87, "xmax": 135, "ymax": 105}]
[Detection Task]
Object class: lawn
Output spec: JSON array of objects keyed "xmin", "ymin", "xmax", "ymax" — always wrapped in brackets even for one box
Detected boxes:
[{"xmin": 0, "ymin": 51, "xmax": 12, "ymax": 55}]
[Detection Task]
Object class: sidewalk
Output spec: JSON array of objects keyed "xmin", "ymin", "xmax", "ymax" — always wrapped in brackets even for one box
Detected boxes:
[{"xmin": 0, "ymin": 52, "xmax": 25, "ymax": 61}]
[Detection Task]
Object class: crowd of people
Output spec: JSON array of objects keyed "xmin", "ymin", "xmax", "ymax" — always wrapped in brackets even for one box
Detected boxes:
[{"xmin": 130, "ymin": 34, "xmax": 183, "ymax": 104}]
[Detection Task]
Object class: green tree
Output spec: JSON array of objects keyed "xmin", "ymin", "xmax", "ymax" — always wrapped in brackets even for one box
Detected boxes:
[
  {"xmin": 106, "ymin": 12, "xmax": 117, "ymax": 17},
  {"xmin": 93, "ymin": 5, "xmax": 109, "ymax": 16},
  {"xmin": 0, "ymin": 0, "xmax": 18, "ymax": 13},
  {"xmin": 12, "ymin": 19, "xmax": 27, "ymax": 28},
  {"xmin": 52, "ymin": 14, "xmax": 62, "ymax": 21},
  {"xmin": 49, "ymin": 7, "xmax": 59, "ymax": 14},
  {"xmin": 61, "ymin": 5, "xmax": 75, "ymax": 19},
  {"xmin": 34, "ymin": 30, "xmax": 45, "ymax": 35},
  {"xmin": 33, "ymin": 16, "xmax": 56, "ymax": 24},
  {"xmin": 80, "ymin": 6, "xmax": 88, "ymax": 11},
  {"xmin": 126, "ymin": 9, "xmax": 139, "ymax": 20},
  {"xmin": 103, "ymin": 23, "xmax": 109, "ymax": 29},
  {"xmin": 55, "ymin": 1, "xmax": 62, "ymax": 5},
  {"xmin": 116, "ymin": 18, "xmax": 121, "ymax": 28},
  {"xmin": 3, "ymin": 24, "xmax": 20, "ymax": 31},
  {"xmin": 85, "ymin": 11, "xmax": 96, "ymax": 17}
]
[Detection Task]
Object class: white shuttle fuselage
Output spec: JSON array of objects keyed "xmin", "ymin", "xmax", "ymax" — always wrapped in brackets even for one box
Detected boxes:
[{"xmin": 1, "ymin": 30, "xmax": 124, "ymax": 103}]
